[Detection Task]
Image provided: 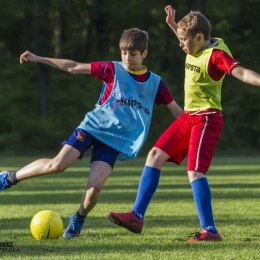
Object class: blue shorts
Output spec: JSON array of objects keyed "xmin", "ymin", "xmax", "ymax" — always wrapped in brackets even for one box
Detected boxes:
[{"xmin": 62, "ymin": 129, "xmax": 119, "ymax": 168}]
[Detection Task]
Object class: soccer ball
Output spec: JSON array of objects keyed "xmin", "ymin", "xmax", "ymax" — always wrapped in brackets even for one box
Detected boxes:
[{"xmin": 30, "ymin": 210, "xmax": 63, "ymax": 240}]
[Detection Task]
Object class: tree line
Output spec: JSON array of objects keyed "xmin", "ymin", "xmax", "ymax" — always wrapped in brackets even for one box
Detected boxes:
[{"xmin": 1, "ymin": 0, "xmax": 260, "ymax": 156}]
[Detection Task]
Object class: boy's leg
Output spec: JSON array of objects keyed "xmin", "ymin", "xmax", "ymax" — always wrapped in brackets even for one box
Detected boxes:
[
  {"xmin": 17, "ymin": 145, "xmax": 80, "ymax": 180},
  {"xmin": 106, "ymin": 115, "xmax": 189, "ymax": 233},
  {"xmin": 187, "ymin": 175, "xmax": 222, "ymax": 242},
  {"xmin": 79, "ymin": 161, "xmax": 113, "ymax": 216},
  {"xmin": 186, "ymin": 114, "xmax": 223, "ymax": 242},
  {"xmin": 79, "ymin": 143, "xmax": 119, "ymax": 216},
  {"xmin": 189, "ymin": 175, "xmax": 219, "ymax": 231},
  {"xmin": 63, "ymin": 161, "xmax": 113, "ymax": 238},
  {"xmin": 1, "ymin": 128, "xmax": 95, "ymax": 191},
  {"xmin": 133, "ymin": 116, "xmax": 189, "ymax": 219},
  {"xmin": 132, "ymin": 148, "xmax": 170, "ymax": 219},
  {"xmin": 106, "ymin": 148, "xmax": 169, "ymax": 233},
  {"xmin": 63, "ymin": 142, "xmax": 118, "ymax": 238},
  {"xmin": 132, "ymin": 165, "xmax": 161, "ymax": 220},
  {"xmin": 187, "ymin": 174, "xmax": 222, "ymax": 242},
  {"xmin": 0, "ymin": 144, "xmax": 80, "ymax": 191}
]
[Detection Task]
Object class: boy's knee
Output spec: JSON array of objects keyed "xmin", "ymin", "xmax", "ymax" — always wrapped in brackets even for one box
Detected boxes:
[
  {"xmin": 188, "ymin": 171, "xmax": 205, "ymax": 183},
  {"xmin": 146, "ymin": 147, "xmax": 166, "ymax": 168},
  {"xmin": 46, "ymin": 160, "xmax": 67, "ymax": 174},
  {"xmin": 148, "ymin": 147, "xmax": 163, "ymax": 160}
]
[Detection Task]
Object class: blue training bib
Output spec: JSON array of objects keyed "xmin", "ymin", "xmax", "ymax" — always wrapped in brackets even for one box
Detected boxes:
[{"xmin": 77, "ymin": 61, "xmax": 160, "ymax": 160}]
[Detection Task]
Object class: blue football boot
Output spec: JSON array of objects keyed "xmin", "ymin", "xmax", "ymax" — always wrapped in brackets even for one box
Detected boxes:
[
  {"xmin": 63, "ymin": 215, "xmax": 85, "ymax": 238},
  {"xmin": 0, "ymin": 171, "xmax": 12, "ymax": 192}
]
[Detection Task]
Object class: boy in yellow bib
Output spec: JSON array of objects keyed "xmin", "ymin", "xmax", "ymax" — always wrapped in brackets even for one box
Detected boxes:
[{"xmin": 107, "ymin": 6, "xmax": 260, "ymax": 242}]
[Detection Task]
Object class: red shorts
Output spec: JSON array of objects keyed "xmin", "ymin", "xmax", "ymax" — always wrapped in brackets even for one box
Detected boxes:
[{"xmin": 154, "ymin": 111, "xmax": 223, "ymax": 174}]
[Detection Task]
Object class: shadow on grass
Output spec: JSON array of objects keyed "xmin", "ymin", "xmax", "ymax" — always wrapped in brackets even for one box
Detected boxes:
[
  {"xmin": 0, "ymin": 180, "xmax": 259, "ymax": 205},
  {"xmin": 1, "ymin": 232, "xmax": 260, "ymax": 258},
  {"xmin": 0, "ymin": 215, "xmax": 259, "ymax": 232}
]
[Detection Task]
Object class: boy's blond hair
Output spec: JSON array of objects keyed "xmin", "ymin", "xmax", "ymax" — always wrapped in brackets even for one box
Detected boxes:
[
  {"xmin": 119, "ymin": 28, "xmax": 148, "ymax": 54},
  {"xmin": 177, "ymin": 11, "xmax": 211, "ymax": 40}
]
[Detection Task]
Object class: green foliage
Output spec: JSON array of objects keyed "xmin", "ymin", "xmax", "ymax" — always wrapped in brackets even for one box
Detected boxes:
[
  {"xmin": 1, "ymin": 0, "xmax": 260, "ymax": 154},
  {"xmin": 0, "ymin": 156, "xmax": 260, "ymax": 259}
]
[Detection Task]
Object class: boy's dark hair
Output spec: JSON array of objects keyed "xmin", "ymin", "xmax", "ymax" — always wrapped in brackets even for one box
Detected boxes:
[
  {"xmin": 119, "ymin": 28, "xmax": 148, "ymax": 54},
  {"xmin": 178, "ymin": 11, "xmax": 211, "ymax": 40}
]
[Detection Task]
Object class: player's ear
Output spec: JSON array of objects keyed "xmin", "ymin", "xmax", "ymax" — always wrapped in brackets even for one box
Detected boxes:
[
  {"xmin": 142, "ymin": 50, "xmax": 148, "ymax": 58},
  {"xmin": 196, "ymin": 33, "xmax": 203, "ymax": 42}
]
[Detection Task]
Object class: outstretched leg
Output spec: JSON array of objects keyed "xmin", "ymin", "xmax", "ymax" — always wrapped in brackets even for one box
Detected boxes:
[
  {"xmin": 132, "ymin": 147, "xmax": 169, "ymax": 219},
  {"xmin": 0, "ymin": 145, "xmax": 80, "ymax": 191},
  {"xmin": 106, "ymin": 147, "xmax": 170, "ymax": 233},
  {"xmin": 17, "ymin": 145, "xmax": 81, "ymax": 180}
]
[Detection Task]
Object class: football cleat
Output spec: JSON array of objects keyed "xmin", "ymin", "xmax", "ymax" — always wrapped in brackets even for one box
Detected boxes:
[
  {"xmin": 63, "ymin": 215, "xmax": 85, "ymax": 238},
  {"xmin": 0, "ymin": 171, "xmax": 12, "ymax": 192},
  {"xmin": 186, "ymin": 228, "xmax": 222, "ymax": 243},
  {"xmin": 106, "ymin": 210, "xmax": 143, "ymax": 233}
]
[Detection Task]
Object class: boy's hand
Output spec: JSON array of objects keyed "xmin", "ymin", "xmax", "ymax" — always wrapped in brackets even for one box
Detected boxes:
[
  {"xmin": 20, "ymin": 51, "xmax": 39, "ymax": 64},
  {"xmin": 165, "ymin": 5, "xmax": 176, "ymax": 27}
]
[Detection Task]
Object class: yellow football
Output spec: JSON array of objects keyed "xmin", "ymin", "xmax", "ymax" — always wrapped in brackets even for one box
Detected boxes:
[{"xmin": 30, "ymin": 210, "xmax": 63, "ymax": 240}]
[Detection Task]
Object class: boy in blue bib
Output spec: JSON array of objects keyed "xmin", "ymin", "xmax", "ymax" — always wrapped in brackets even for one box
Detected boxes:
[{"xmin": 0, "ymin": 28, "xmax": 183, "ymax": 238}]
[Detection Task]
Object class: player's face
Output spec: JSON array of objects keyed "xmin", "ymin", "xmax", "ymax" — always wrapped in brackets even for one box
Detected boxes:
[
  {"xmin": 121, "ymin": 49, "xmax": 147, "ymax": 71},
  {"xmin": 177, "ymin": 28, "xmax": 200, "ymax": 56}
]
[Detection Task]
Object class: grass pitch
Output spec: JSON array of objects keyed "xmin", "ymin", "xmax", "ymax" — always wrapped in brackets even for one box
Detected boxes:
[{"xmin": 0, "ymin": 155, "xmax": 260, "ymax": 259}]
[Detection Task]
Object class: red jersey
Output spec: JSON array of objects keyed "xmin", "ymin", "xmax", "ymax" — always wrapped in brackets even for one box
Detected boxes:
[
  {"xmin": 90, "ymin": 61, "xmax": 174, "ymax": 105},
  {"xmin": 209, "ymin": 48, "xmax": 240, "ymax": 81}
]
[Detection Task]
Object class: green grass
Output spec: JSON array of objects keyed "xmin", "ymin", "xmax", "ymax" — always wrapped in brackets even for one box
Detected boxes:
[{"xmin": 0, "ymin": 156, "xmax": 260, "ymax": 259}]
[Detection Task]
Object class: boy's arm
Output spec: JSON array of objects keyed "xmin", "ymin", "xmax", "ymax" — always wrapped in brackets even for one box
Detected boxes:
[
  {"xmin": 20, "ymin": 50, "xmax": 91, "ymax": 74},
  {"xmin": 166, "ymin": 100, "xmax": 183, "ymax": 118},
  {"xmin": 231, "ymin": 65, "xmax": 260, "ymax": 86},
  {"xmin": 165, "ymin": 5, "xmax": 178, "ymax": 38}
]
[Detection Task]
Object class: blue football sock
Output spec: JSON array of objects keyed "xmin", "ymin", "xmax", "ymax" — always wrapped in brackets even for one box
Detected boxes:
[
  {"xmin": 132, "ymin": 166, "xmax": 160, "ymax": 220},
  {"xmin": 191, "ymin": 178, "xmax": 216, "ymax": 234}
]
